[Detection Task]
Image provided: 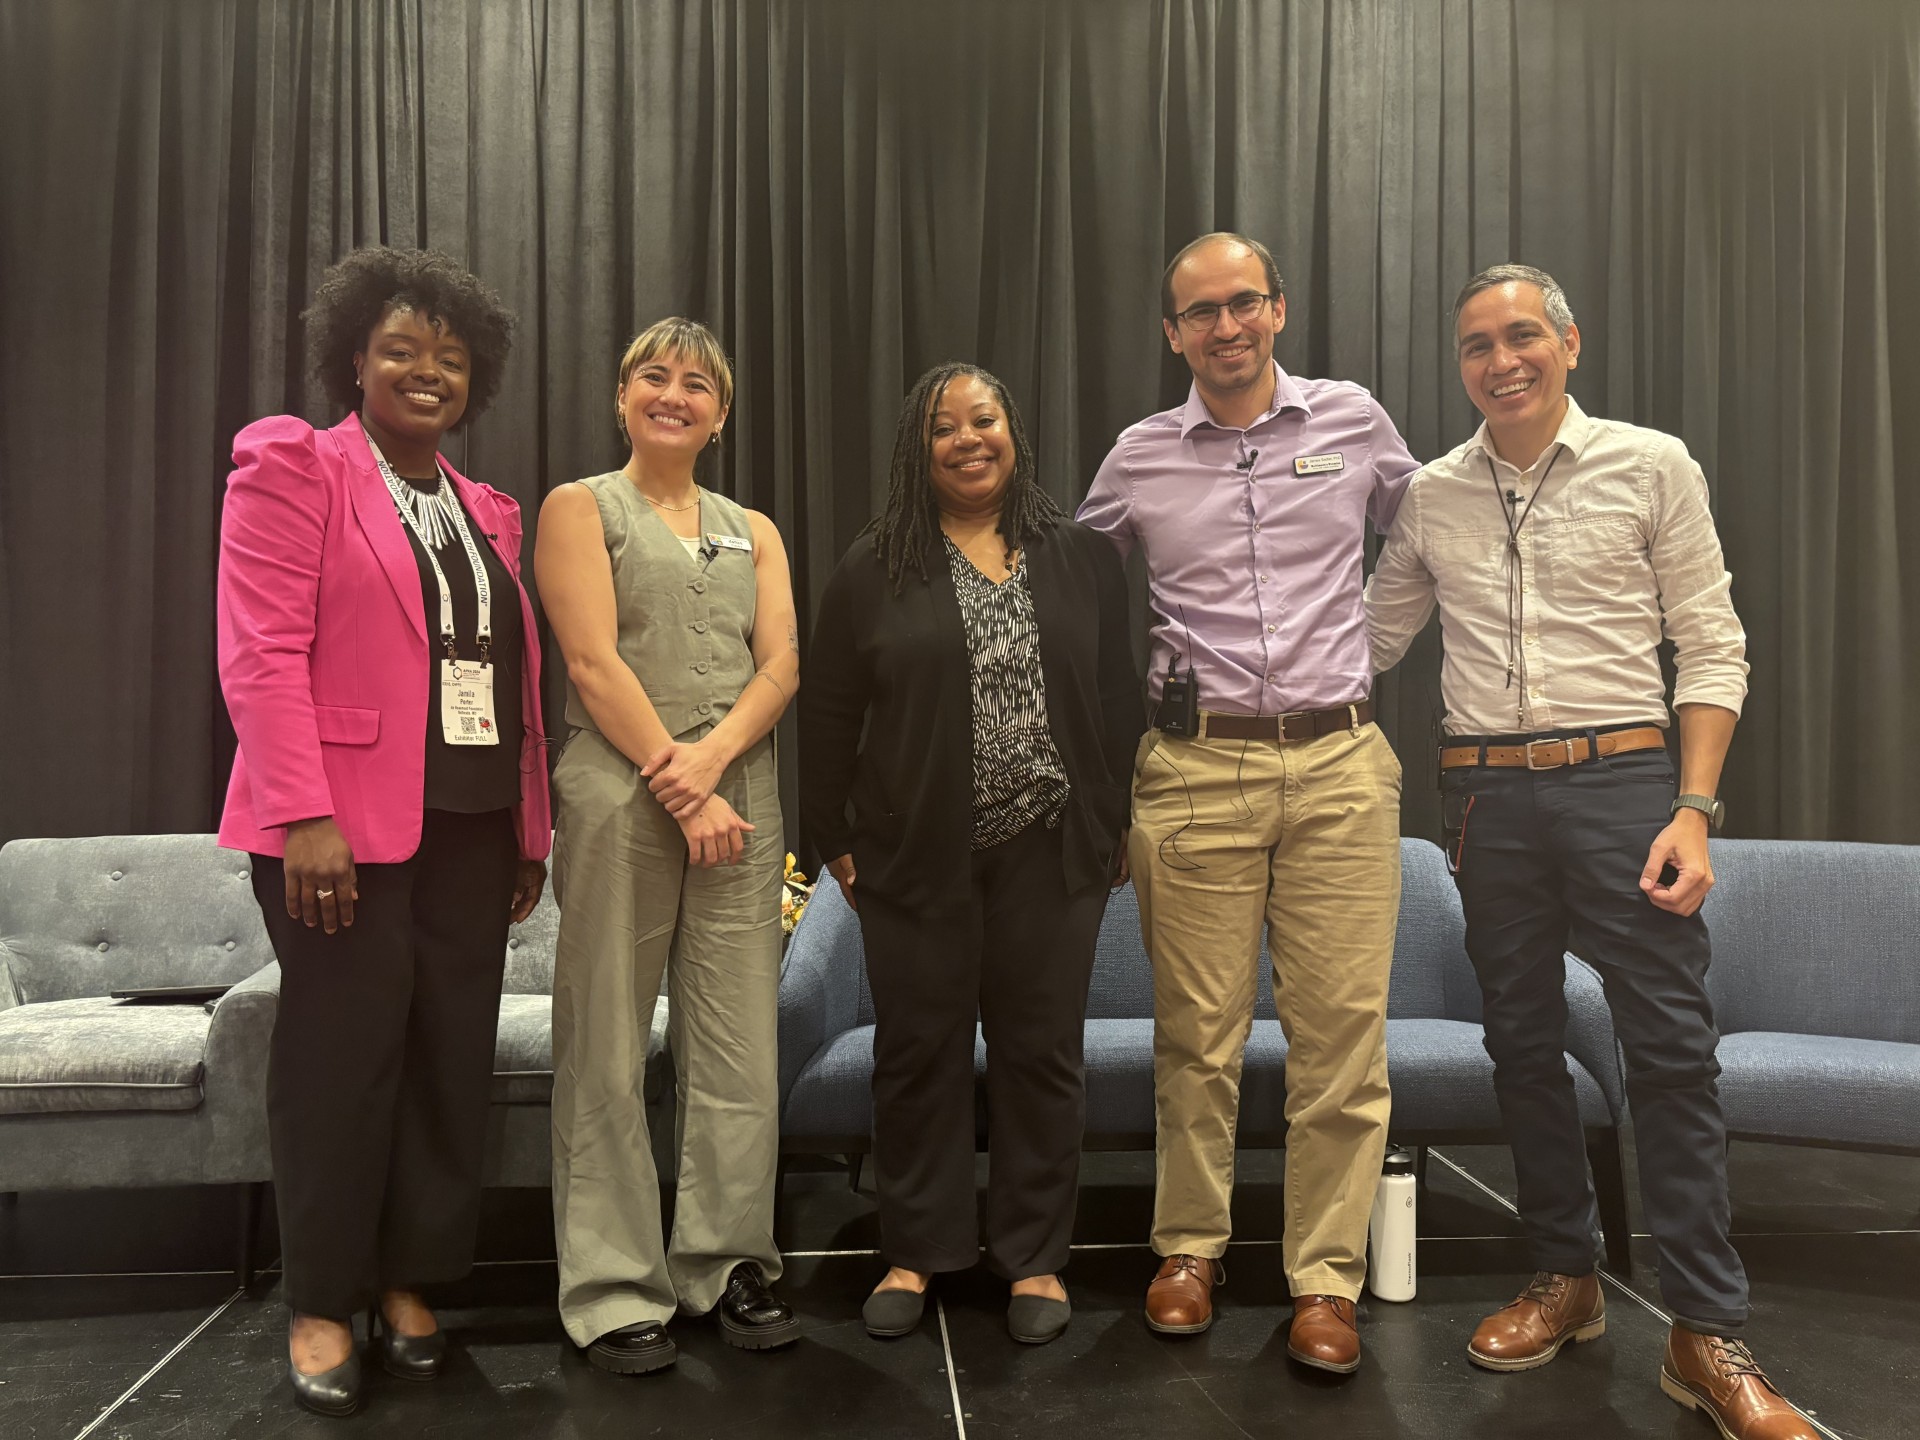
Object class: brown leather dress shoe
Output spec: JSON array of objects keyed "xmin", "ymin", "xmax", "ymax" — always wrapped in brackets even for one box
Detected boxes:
[
  {"xmin": 1660, "ymin": 1329, "xmax": 1820, "ymax": 1440},
  {"xmin": 1145, "ymin": 1254, "xmax": 1223, "ymax": 1334},
  {"xmin": 1468, "ymin": 1271, "xmax": 1606, "ymax": 1372},
  {"xmin": 1287, "ymin": 1294, "xmax": 1361, "ymax": 1374}
]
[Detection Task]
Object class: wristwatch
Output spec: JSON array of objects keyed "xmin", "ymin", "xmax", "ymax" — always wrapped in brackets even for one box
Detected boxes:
[{"xmin": 1671, "ymin": 794, "xmax": 1725, "ymax": 832}]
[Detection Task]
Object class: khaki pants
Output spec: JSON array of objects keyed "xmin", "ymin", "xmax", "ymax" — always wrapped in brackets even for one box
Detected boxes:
[
  {"xmin": 549, "ymin": 727, "xmax": 784, "ymax": 1346},
  {"xmin": 1129, "ymin": 720, "xmax": 1402, "ymax": 1300}
]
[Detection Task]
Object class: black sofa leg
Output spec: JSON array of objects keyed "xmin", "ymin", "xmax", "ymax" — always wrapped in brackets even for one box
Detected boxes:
[
  {"xmin": 846, "ymin": 1154, "xmax": 863, "ymax": 1193},
  {"xmin": 235, "ymin": 1182, "xmax": 263, "ymax": 1291},
  {"xmin": 773, "ymin": 1156, "xmax": 790, "ymax": 1249},
  {"xmin": 1588, "ymin": 1130, "xmax": 1632, "ymax": 1275},
  {"xmin": 1412, "ymin": 1145, "xmax": 1430, "ymax": 1191}
]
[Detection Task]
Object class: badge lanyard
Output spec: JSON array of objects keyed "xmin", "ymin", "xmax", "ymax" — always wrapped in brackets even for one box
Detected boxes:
[{"xmin": 364, "ymin": 430, "xmax": 501, "ymax": 746}]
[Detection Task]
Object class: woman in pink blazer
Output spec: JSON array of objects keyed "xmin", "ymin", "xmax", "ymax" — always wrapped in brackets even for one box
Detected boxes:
[{"xmin": 217, "ymin": 248, "xmax": 550, "ymax": 1418}]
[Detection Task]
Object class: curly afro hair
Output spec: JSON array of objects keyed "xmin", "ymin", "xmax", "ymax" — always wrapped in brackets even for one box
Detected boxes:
[{"xmin": 303, "ymin": 247, "xmax": 516, "ymax": 428}]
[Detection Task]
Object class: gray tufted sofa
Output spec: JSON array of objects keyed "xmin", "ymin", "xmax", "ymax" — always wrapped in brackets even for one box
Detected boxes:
[
  {"xmin": 777, "ymin": 837, "xmax": 1636, "ymax": 1269},
  {"xmin": 0, "ymin": 834, "xmax": 281, "ymax": 1278},
  {"xmin": 0, "ymin": 832, "xmax": 671, "ymax": 1278}
]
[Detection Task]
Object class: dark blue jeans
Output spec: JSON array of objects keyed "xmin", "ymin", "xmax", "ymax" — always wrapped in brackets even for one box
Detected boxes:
[{"xmin": 1443, "ymin": 733, "xmax": 1748, "ymax": 1335}]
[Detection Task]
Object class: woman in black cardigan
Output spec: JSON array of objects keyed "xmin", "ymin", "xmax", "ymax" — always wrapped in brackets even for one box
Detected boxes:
[{"xmin": 799, "ymin": 363, "xmax": 1143, "ymax": 1346}]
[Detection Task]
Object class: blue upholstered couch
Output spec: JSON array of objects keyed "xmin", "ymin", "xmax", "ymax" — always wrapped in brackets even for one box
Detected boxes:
[
  {"xmin": 777, "ymin": 837, "xmax": 1637, "ymax": 1267},
  {"xmin": 1684, "ymin": 839, "xmax": 1920, "ymax": 1156}
]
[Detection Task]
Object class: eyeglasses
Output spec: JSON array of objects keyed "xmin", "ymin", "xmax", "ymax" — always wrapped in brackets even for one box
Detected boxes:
[{"xmin": 1171, "ymin": 291, "xmax": 1275, "ymax": 332}]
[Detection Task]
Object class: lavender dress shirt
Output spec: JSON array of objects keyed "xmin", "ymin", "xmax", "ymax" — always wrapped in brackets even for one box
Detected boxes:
[{"xmin": 1077, "ymin": 363, "xmax": 1420, "ymax": 715}]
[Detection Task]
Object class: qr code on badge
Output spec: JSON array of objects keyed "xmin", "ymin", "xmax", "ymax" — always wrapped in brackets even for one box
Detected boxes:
[{"xmin": 458, "ymin": 716, "xmax": 477, "ymax": 735}]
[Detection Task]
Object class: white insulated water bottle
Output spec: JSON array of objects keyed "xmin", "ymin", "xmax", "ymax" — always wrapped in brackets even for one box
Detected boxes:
[{"xmin": 1368, "ymin": 1147, "xmax": 1418, "ymax": 1301}]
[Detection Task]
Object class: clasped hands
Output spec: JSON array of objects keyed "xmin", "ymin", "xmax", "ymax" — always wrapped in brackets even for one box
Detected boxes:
[{"xmin": 643, "ymin": 738, "xmax": 753, "ymax": 867}]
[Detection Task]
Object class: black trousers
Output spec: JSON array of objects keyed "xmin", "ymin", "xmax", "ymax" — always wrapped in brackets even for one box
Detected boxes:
[
  {"xmin": 1444, "ymin": 735, "xmax": 1748, "ymax": 1334},
  {"xmin": 857, "ymin": 820, "xmax": 1107, "ymax": 1279},
  {"xmin": 251, "ymin": 807, "xmax": 518, "ymax": 1319}
]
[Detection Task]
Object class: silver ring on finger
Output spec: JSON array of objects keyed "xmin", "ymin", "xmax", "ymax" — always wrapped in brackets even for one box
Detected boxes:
[{"xmin": 315, "ymin": 888, "xmax": 335, "ymax": 898}]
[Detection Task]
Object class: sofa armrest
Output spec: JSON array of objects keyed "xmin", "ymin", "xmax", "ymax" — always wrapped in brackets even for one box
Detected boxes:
[
  {"xmin": 199, "ymin": 959, "xmax": 281, "ymax": 1181},
  {"xmin": 0, "ymin": 938, "xmax": 19, "ymax": 1010},
  {"xmin": 1562, "ymin": 954, "xmax": 1625, "ymax": 1120},
  {"xmin": 777, "ymin": 889, "xmax": 864, "ymax": 1105}
]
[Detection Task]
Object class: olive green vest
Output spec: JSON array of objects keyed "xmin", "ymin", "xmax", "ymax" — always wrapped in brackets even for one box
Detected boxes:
[{"xmin": 564, "ymin": 475, "xmax": 759, "ymax": 742}]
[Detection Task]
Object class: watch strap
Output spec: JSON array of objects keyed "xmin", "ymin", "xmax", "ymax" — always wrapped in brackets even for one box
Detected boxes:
[{"xmin": 1671, "ymin": 793, "xmax": 1723, "ymax": 830}]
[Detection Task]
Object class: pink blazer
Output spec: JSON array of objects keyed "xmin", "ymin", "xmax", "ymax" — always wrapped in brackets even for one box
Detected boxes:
[{"xmin": 217, "ymin": 413, "xmax": 552, "ymax": 864}]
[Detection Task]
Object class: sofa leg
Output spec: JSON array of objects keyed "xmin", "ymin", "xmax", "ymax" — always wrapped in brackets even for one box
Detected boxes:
[
  {"xmin": 845, "ymin": 1154, "xmax": 863, "ymax": 1193},
  {"xmin": 773, "ymin": 1156, "xmax": 790, "ymax": 1250},
  {"xmin": 235, "ymin": 1182, "xmax": 264, "ymax": 1291},
  {"xmin": 1412, "ymin": 1145, "xmax": 1430, "ymax": 1191},
  {"xmin": 1588, "ymin": 1131, "xmax": 1632, "ymax": 1275}
]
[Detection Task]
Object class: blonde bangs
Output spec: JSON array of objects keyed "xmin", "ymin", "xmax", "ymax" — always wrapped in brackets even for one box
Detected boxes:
[{"xmin": 617, "ymin": 318, "xmax": 734, "ymax": 413}]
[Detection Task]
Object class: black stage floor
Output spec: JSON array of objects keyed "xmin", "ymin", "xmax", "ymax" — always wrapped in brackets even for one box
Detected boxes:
[{"xmin": 3, "ymin": 1140, "xmax": 1913, "ymax": 1439}]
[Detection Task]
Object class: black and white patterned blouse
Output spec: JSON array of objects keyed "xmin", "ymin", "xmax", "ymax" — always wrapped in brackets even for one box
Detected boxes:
[{"xmin": 944, "ymin": 536, "xmax": 1071, "ymax": 850}]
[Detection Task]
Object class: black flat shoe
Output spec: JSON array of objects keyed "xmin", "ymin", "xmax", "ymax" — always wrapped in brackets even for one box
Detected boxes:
[
  {"xmin": 371, "ymin": 1306, "xmax": 447, "ymax": 1381},
  {"xmin": 1008, "ymin": 1293, "xmax": 1071, "ymax": 1345},
  {"xmin": 717, "ymin": 1262, "xmax": 801, "ymax": 1350},
  {"xmin": 588, "ymin": 1321, "xmax": 678, "ymax": 1375},
  {"xmin": 862, "ymin": 1285, "xmax": 927, "ymax": 1338},
  {"xmin": 288, "ymin": 1322, "xmax": 362, "ymax": 1417}
]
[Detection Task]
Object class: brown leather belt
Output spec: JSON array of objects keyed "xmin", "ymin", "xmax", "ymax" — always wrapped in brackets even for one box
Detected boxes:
[
  {"xmin": 1200, "ymin": 699, "xmax": 1374, "ymax": 743},
  {"xmin": 1439, "ymin": 726, "xmax": 1667, "ymax": 771}
]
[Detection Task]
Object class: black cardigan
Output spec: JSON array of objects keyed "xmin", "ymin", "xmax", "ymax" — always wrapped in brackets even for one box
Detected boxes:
[{"xmin": 799, "ymin": 519, "xmax": 1145, "ymax": 914}]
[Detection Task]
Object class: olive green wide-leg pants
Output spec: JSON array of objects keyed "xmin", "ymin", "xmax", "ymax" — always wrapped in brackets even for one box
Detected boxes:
[{"xmin": 549, "ymin": 728, "xmax": 785, "ymax": 1346}]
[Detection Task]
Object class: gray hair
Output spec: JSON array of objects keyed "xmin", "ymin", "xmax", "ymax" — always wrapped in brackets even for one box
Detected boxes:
[{"xmin": 1452, "ymin": 264, "xmax": 1576, "ymax": 341}]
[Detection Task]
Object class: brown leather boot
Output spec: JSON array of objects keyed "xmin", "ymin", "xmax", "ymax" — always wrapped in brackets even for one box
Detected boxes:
[
  {"xmin": 1144, "ymin": 1254, "xmax": 1223, "ymax": 1335},
  {"xmin": 1468, "ymin": 1271, "xmax": 1606, "ymax": 1372},
  {"xmin": 1660, "ymin": 1328, "xmax": 1820, "ymax": 1439},
  {"xmin": 1286, "ymin": 1295, "xmax": 1361, "ymax": 1374}
]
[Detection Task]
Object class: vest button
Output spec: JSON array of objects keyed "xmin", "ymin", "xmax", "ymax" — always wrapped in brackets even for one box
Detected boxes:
[
  {"xmin": 692, "ymin": 620, "xmax": 709, "ymax": 634},
  {"xmin": 695, "ymin": 661, "xmax": 710, "ymax": 674},
  {"xmin": 690, "ymin": 579, "xmax": 707, "ymax": 594},
  {"xmin": 697, "ymin": 702, "xmax": 712, "ymax": 714}
]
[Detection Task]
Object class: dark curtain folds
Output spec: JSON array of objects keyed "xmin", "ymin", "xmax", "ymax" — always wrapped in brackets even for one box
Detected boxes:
[{"xmin": 2, "ymin": 0, "xmax": 1917, "ymax": 847}]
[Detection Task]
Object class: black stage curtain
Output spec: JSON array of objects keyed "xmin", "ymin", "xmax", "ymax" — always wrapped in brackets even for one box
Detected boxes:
[{"xmin": 3, "ymin": 1, "xmax": 1918, "ymax": 849}]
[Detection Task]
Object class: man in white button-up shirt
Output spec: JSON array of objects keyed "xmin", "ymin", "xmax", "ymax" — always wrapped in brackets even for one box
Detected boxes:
[{"xmin": 1368, "ymin": 266, "xmax": 1815, "ymax": 1440}]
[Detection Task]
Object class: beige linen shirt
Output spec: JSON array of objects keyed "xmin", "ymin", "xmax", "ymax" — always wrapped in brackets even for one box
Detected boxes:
[{"xmin": 1366, "ymin": 396, "xmax": 1749, "ymax": 736}]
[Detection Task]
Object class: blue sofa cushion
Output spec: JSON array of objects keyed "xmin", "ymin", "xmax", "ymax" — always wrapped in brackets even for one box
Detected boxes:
[
  {"xmin": 1716, "ymin": 1032, "xmax": 1920, "ymax": 1149},
  {"xmin": 0, "ymin": 997, "xmax": 208, "ymax": 1114},
  {"xmin": 782, "ymin": 1015, "xmax": 1612, "ymax": 1142}
]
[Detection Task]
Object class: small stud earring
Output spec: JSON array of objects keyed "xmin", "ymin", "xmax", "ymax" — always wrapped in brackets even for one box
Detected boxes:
[{"xmin": 709, "ymin": 431, "xmax": 721, "ymax": 447}]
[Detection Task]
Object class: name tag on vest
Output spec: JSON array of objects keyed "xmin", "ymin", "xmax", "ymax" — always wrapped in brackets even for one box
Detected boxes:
[
  {"xmin": 1294, "ymin": 452, "xmax": 1345, "ymax": 476},
  {"xmin": 705, "ymin": 532, "xmax": 753, "ymax": 552}
]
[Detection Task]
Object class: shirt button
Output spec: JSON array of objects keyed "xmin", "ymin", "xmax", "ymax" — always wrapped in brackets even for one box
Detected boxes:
[
  {"xmin": 110, "ymin": 870, "xmax": 123, "ymax": 881},
  {"xmin": 696, "ymin": 661, "xmax": 710, "ymax": 674},
  {"xmin": 692, "ymin": 620, "xmax": 709, "ymax": 634},
  {"xmin": 224, "ymin": 941, "xmax": 236, "ymax": 951},
  {"xmin": 691, "ymin": 579, "xmax": 707, "ymax": 594},
  {"xmin": 1258, "ymin": 575, "xmax": 1268, "ymax": 583},
  {"xmin": 98, "ymin": 941, "xmax": 109, "ymax": 952},
  {"xmin": 1524, "ymin": 634, "xmax": 1539, "ymax": 646},
  {"xmin": 1529, "ymin": 687, "xmax": 1543, "ymax": 698},
  {"xmin": 509, "ymin": 938, "xmax": 520, "ymax": 950},
  {"xmin": 1266, "ymin": 624, "xmax": 1276, "ymax": 633}
]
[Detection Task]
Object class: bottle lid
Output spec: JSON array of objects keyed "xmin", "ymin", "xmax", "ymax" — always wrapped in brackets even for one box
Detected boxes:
[{"xmin": 1381, "ymin": 1147, "xmax": 1417, "ymax": 1176}]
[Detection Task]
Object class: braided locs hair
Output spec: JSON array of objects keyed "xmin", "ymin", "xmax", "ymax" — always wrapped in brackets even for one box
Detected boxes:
[{"xmin": 869, "ymin": 362, "xmax": 1064, "ymax": 593}]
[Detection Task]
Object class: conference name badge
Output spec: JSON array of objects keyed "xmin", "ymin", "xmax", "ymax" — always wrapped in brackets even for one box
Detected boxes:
[
  {"xmin": 1294, "ymin": 452, "xmax": 1346, "ymax": 476},
  {"xmin": 705, "ymin": 532, "xmax": 753, "ymax": 552},
  {"xmin": 440, "ymin": 659, "xmax": 500, "ymax": 745}
]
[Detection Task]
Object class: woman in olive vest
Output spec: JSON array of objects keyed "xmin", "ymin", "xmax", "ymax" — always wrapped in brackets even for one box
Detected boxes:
[{"xmin": 534, "ymin": 318, "xmax": 801, "ymax": 1374}]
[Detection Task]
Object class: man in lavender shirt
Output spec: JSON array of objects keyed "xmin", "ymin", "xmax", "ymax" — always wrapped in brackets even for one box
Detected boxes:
[{"xmin": 1077, "ymin": 233, "xmax": 1417, "ymax": 1373}]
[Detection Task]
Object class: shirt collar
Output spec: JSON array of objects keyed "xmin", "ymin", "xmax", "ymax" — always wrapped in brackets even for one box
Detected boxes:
[
  {"xmin": 1464, "ymin": 393, "xmax": 1594, "ymax": 470},
  {"xmin": 1178, "ymin": 360, "xmax": 1311, "ymax": 438}
]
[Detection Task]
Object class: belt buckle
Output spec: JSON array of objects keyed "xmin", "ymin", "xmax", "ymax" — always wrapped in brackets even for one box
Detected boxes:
[{"xmin": 1525, "ymin": 737, "xmax": 1574, "ymax": 771}]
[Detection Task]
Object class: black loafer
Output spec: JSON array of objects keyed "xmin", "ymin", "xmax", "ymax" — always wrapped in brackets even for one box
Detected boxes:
[
  {"xmin": 717, "ymin": 1262, "xmax": 801, "ymax": 1350},
  {"xmin": 862, "ymin": 1285, "xmax": 927, "ymax": 1338},
  {"xmin": 588, "ymin": 1321, "xmax": 678, "ymax": 1375},
  {"xmin": 1008, "ymin": 1293, "xmax": 1071, "ymax": 1345},
  {"xmin": 288, "ymin": 1324, "xmax": 362, "ymax": 1417},
  {"xmin": 373, "ymin": 1310, "xmax": 447, "ymax": 1381}
]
